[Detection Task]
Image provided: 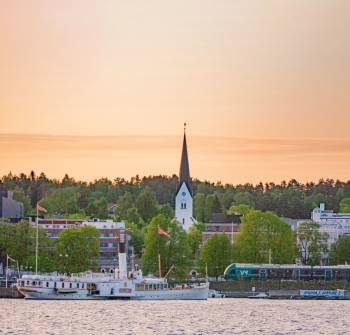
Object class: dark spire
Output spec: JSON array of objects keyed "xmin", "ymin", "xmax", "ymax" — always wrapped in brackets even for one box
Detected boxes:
[{"xmin": 177, "ymin": 123, "xmax": 192, "ymax": 195}]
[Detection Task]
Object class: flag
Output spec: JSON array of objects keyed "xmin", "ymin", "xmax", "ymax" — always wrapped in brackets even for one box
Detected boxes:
[
  {"xmin": 7, "ymin": 255, "xmax": 16, "ymax": 262},
  {"xmin": 158, "ymin": 225, "xmax": 170, "ymax": 238},
  {"xmin": 36, "ymin": 203, "xmax": 47, "ymax": 213}
]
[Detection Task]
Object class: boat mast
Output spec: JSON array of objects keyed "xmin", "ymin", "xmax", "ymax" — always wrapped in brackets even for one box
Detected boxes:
[{"xmin": 35, "ymin": 204, "xmax": 39, "ymax": 275}]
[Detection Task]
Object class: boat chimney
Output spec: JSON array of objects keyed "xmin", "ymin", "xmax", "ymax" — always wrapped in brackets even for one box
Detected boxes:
[{"xmin": 118, "ymin": 230, "xmax": 128, "ymax": 280}]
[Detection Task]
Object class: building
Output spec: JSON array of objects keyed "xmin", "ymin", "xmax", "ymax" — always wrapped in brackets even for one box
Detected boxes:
[
  {"xmin": 202, "ymin": 213, "xmax": 242, "ymax": 243},
  {"xmin": 0, "ymin": 189, "xmax": 23, "ymax": 219},
  {"xmin": 175, "ymin": 127, "xmax": 195, "ymax": 231},
  {"xmin": 311, "ymin": 203, "xmax": 350, "ymax": 247},
  {"xmin": 32, "ymin": 218, "xmax": 130, "ymax": 270}
]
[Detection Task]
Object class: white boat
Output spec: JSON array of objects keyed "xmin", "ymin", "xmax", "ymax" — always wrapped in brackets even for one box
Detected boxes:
[{"xmin": 17, "ymin": 242, "xmax": 208, "ymax": 300}]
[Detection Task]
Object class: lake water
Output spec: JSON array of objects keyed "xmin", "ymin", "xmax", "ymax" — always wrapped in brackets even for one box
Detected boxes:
[{"xmin": 1, "ymin": 299, "xmax": 349, "ymax": 335}]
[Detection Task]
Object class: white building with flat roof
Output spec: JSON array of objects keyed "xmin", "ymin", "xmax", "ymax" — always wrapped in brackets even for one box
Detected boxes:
[{"xmin": 312, "ymin": 203, "xmax": 350, "ymax": 246}]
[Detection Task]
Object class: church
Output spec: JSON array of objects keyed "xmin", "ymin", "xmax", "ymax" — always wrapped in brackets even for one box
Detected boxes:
[{"xmin": 175, "ymin": 126, "xmax": 196, "ymax": 231}]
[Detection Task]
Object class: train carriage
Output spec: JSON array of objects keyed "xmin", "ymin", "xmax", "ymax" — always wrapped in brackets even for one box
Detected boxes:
[{"xmin": 223, "ymin": 263, "xmax": 350, "ymax": 281}]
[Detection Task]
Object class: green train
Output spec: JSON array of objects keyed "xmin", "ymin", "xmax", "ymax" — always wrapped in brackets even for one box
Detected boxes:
[{"xmin": 223, "ymin": 263, "xmax": 350, "ymax": 281}]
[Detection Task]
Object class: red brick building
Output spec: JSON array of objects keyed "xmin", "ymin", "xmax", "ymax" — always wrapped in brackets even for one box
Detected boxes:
[
  {"xmin": 202, "ymin": 213, "xmax": 242, "ymax": 243},
  {"xmin": 31, "ymin": 218, "xmax": 129, "ymax": 270}
]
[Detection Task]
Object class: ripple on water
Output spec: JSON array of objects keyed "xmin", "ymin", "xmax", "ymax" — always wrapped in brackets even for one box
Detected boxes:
[{"xmin": 0, "ymin": 299, "xmax": 349, "ymax": 335}]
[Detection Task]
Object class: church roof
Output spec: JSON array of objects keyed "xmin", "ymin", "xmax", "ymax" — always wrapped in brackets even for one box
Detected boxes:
[{"xmin": 177, "ymin": 131, "xmax": 193, "ymax": 196}]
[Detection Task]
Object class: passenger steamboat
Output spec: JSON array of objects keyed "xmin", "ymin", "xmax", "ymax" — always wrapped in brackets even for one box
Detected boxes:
[{"xmin": 17, "ymin": 242, "xmax": 208, "ymax": 300}]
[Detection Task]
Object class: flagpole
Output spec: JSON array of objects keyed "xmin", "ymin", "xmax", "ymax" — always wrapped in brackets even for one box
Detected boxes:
[
  {"xmin": 35, "ymin": 204, "xmax": 39, "ymax": 275},
  {"xmin": 5, "ymin": 255, "xmax": 8, "ymax": 288},
  {"xmin": 157, "ymin": 225, "xmax": 161, "ymax": 278}
]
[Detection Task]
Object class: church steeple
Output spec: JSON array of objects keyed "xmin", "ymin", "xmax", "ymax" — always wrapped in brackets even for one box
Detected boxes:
[
  {"xmin": 175, "ymin": 123, "xmax": 195, "ymax": 230},
  {"xmin": 177, "ymin": 123, "xmax": 192, "ymax": 195}
]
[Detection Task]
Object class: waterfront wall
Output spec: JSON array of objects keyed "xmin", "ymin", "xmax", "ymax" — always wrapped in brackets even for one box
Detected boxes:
[
  {"xmin": 210, "ymin": 280, "xmax": 350, "ymax": 292},
  {"xmin": 0, "ymin": 287, "xmax": 23, "ymax": 299}
]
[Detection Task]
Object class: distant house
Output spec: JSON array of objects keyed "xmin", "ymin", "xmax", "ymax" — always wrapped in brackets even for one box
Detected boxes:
[
  {"xmin": 0, "ymin": 189, "xmax": 23, "ymax": 219},
  {"xmin": 107, "ymin": 203, "xmax": 118, "ymax": 216},
  {"xmin": 202, "ymin": 213, "xmax": 242, "ymax": 243}
]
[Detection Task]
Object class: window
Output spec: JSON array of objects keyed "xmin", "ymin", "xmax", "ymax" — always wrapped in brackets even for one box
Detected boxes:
[
  {"xmin": 70, "ymin": 283, "xmax": 72, "ymax": 288},
  {"xmin": 182, "ymin": 218, "xmax": 185, "ymax": 225},
  {"xmin": 46, "ymin": 282, "xmax": 49, "ymax": 288},
  {"xmin": 62, "ymin": 282, "xmax": 64, "ymax": 288},
  {"xmin": 77, "ymin": 283, "xmax": 79, "ymax": 288}
]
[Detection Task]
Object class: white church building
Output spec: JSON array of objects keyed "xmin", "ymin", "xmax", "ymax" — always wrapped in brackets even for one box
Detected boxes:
[{"xmin": 175, "ymin": 128, "xmax": 196, "ymax": 231}]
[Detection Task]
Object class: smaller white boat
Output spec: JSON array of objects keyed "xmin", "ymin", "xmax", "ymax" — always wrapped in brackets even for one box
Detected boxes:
[{"xmin": 208, "ymin": 289, "xmax": 225, "ymax": 298}]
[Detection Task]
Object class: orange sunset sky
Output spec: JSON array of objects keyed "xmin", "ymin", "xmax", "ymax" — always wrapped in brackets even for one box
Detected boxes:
[{"xmin": 1, "ymin": 0, "xmax": 350, "ymax": 184}]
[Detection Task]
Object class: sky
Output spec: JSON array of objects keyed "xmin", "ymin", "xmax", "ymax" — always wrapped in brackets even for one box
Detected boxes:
[{"xmin": 1, "ymin": 0, "xmax": 350, "ymax": 183}]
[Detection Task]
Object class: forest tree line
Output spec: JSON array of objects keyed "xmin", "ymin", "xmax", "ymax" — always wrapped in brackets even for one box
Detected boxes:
[{"xmin": 2, "ymin": 171, "xmax": 350, "ymax": 220}]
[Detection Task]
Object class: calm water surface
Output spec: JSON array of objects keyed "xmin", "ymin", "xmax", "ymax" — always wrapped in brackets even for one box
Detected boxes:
[{"xmin": 1, "ymin": 299, "xmax": 349, "ymax": 335}]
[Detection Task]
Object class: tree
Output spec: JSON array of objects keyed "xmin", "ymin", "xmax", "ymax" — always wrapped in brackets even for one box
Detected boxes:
[
  {"xmin": 157, "ymin": 203, "xmax": 174, "ymax": 218},
  {"xmin": 141, "ymin": 214, "xmax": 190, "ymax": 278},
  {"xmin": 187, "ymin": 224, "xmax": 203, "ymax": 259},
  {"xmin": 115, "ymin": 192, "xmax": 134, "ymax": 220},
  {"xmin": 13, "ymin": 189, "xmax": 32, "ymax": 216},
  {"xmin": 135, "ymin": 187, "xmax": 158, "ymax": 223},
  {"xmin": 228, "ymin": 204, "xmax": 253, "ymax": 216},
  {"xmin": 233, "ymin": 192, "xmax": 255, "ymax": 207},
  {"xmin": 198, "ymin": 234, "xmax": 234, "ymax": 277},
  {"xmin": 330, "ymin": 235, "xmax": 350, "ymax": 265},
  {"xmin": 235, "ymin": 210, "xmax": 296, "ymax": 264},
  {"xmin": 86, "ymin": 196, "xmax": 108, "ymax": 219},
  {"xmin": 339, "ymin": 198, "xmax": 350, "ymax": 213},
  {"xmin": 0, "ymin": 220, "xmax": 53, "ymax": 272},
  {"xmin": 296, "ymin": 221, "xmax": 329, "ymax": 265},
  {"xmin": 205, "ymin": 194, "xmax": 223, "ymax": 221},
  {"xmin": 40, "ymin": 187, "xmax": 80, "ymax": 215},
  {"xmin": 194, "ymin": 193, "xmax": 206, "ymax": 222},
  {"xmin": 125, "ymin": 207, "xmax": 144, "ymax": 228},
  {"xmin": 55, "ymin": 225, "xmax": 99, "ymax": 273},
  {"xmin": 126, "ymin": 222, "xmax": 144, "ymax": 257}
]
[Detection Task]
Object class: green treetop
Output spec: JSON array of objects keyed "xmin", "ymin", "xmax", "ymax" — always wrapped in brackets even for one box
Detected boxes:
[
  {"xmin": 198, "ymin": 234, "xmax": 234, "ymax": 277},
  {"xmin": 141, "ymin": 214, "xmax": 190, "ymax": 278},
  {"xmin": 330, "ymin": 235, "xmax": 350, "ymax": 265},
  {"xmin": 55, "ymin": 225, "xmax": 99, "ymax": 273},
  {"xmin": 235, "ymin": 210, "xmax": 296, "ymax": 264},
  {"xmin": 296, "ymin": 220, "xmax": 329, "ymax": 265}
]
